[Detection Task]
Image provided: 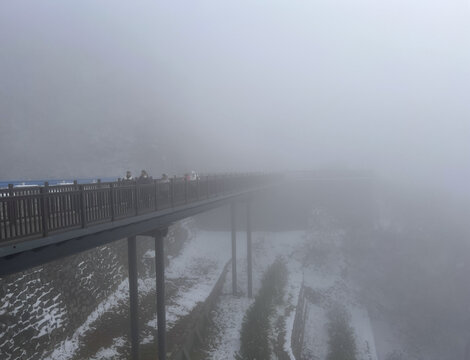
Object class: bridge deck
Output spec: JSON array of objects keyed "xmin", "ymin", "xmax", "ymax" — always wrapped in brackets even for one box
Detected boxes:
[
  {"xmin": 0, "ymin": 174, "xmax": 269, "ymax": 275},
  {"xmin": 0, "ymin": 175, "xmax": 266, "ymax": 243}
]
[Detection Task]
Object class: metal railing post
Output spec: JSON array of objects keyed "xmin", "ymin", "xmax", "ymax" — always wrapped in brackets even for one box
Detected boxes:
[
  {"xmin": 40, "ymin": 183, "xmax": 49, "ymax": 237},
  {"xmin": 247, "ymin": 200, "xmax": 253, "ymax": 298},
  {"xmin": 96, "ymin": 179, "xmax": 102, "ymax": 218},
  {"xmin": 196, "ymin": 177, "xmax": 200, "ymax": 201},
  {"xmin": 206, "ymin": 176, "xmax": 210, "ymax": 199},
  {"xmin": 184, "ymin": 177, "xmax": 188, "ymax": 204},
  {"xmin": 7, "ymin": 184, "xmax": 16, "ymax": 237},
  {"xmin": 170, "ymin": 178, "xmax": 175, "ymax": 207},
  {"xmin": 134, "ymin": 181, "xmax": 139, "ymax": 215},
  {"xmin": 155, "ymin": 180, "xmax": 159, "ymax": 211},
  {"xmin": 109, "ymin": 183, "xmax": 115, "ymax": 221},
  {"xmin": 79, "ymin": 184, "xmax": 86, "ymax": 228},
  {"xmin": 231, "ymin": 201, "xmax": 237, "ymax": 295}
]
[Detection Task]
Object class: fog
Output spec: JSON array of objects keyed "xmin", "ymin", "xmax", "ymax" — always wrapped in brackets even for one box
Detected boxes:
[
  {"xmin": 1, "ymin": 0, "xmax": 469, "ymax": 192},
  {"xmin": 1, "ymin": 1, "xmax": 470, "ymax": 359}
]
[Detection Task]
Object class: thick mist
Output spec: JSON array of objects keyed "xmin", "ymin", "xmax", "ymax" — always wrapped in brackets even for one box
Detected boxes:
[
  {"xmin": 1, "ymin": 0, "xmax": 469, "ymax": 196},
  {"xmin": 1, "ymin": 2, "xmax": 470, "ymax": 359}
]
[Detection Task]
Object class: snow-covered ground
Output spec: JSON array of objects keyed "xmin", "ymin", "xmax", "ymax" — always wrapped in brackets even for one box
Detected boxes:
[
  {"xmin": 210, "ymin": 229, "xmax": 378, "ymax": 360},
  {"xmin": 45, "ymin": 221, "xmax": 379, "ymax": 360},
  {"xmin": 47, "ymin": 221, "xmax": 234, "ymax": 359},
  {"xmin": 45, "ymin": 278, "xmax": 132, "ymax": 359},
  {"xmin": 205, "ymin": 231, "xmax": 305, "ymax": 359},
  {"xmin": 301, "ymin": 231, "xmax": 378, "ymax": 360},
  {"xmin": 144, "ymin": 228, "xmax": 233, "ymax": 338}
]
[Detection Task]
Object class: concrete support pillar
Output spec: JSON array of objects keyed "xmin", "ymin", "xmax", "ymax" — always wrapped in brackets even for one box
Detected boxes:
[
  {"xmin": 127, "ymin": 236, "xmax": 139, "ymax": 359},
  {"xmin": 231, "ymin": 201, "xmax": 237, "ymax": 295},
  {"xmin": 155, "ymin": 229, "xmax": 167, "ymax": 360},
  {"xmin": 246, "ymin": 201, "xmax": 253, "ymax": 298}
]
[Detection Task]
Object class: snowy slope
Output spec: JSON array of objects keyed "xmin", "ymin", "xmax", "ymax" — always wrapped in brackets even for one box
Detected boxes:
[
  {"xmin": 47, "ymin": 223, "xmax": 234, "ymax": 359},
  {"xmin": 206, "ymin": 231, "xmax": 305, "ymax": 359},
  {"xmin": 301, "ymin": 233, "xmax": 378, "ymax": 360}
]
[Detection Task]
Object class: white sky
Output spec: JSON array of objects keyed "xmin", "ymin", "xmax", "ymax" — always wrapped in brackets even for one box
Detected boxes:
[{"xmin": 0, "ymin": 0, "xmax": 469, "ymax": 194}]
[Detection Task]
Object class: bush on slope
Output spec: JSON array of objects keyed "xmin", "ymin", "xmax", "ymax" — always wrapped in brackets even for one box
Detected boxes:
[
  {"xmin": 326, "ymin": 305, "xmax": 357, "ymax": 360},
  {"xmin": 237, "ymin": 258, "xmax": 288, "ymax": 360}
]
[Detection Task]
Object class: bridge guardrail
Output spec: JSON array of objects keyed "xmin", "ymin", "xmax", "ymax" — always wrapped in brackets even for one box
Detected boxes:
[{"xmin": 0, "ymin": 174, "xmax": 271, "ymax": 243}]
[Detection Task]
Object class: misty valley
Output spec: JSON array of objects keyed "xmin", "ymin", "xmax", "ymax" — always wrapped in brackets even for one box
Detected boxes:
[
  {"xmin": 1, "ymin": 175, "xmax": 469, "ymax": 360},
  {"xmin": 1, "ymin": 0, "xmax": 470, "ymax": 359}
]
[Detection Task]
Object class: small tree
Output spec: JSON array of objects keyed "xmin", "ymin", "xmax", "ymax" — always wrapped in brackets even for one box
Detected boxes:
[
  {"xmin": 326, "ymin": 305, "xmax": 357, "ymax": 360},
  {"xmin": 237, "ymin": 258, "xmax": 288, "ymax": 360}
]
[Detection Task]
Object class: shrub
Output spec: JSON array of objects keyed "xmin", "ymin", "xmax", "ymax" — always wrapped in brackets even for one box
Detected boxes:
[
  {"xmin": 237, "ymin": 258, "xmax": 288, "ymax": 360},
  {"xmin": 326, "ymin": 305, "xmax": 357, "ymax": 360}
]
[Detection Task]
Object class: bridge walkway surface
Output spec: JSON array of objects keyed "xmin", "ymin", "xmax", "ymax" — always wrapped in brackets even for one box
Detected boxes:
[{"xmin": 0, "ymin": 174, "xmax": 271, "ymax": 275}]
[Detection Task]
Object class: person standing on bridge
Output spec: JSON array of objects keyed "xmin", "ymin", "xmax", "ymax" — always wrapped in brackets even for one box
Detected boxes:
[
  {"xmin": 137, "ymin": 170, "xmax": 152, "ymax": 208},
  {"xmin": 137, "ymin": 169, "xmax": 151, "ymax": 184},
  {"xmin": 158, "ymin": 173, "xmax": 170, "ymax": 206},
  {"xmin": 160, "ymin": 173, "xmax": 169, "ymax": 183}
]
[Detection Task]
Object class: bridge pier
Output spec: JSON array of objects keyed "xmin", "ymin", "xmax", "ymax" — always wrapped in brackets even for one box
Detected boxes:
[
  {"xmin": 231, "ymin": 202, "xmax": 237, "ymax": 295},
  {"xmin": 154, "ymin": 228, "xmax": 168, "ymax": 360},
  {"xmin": 127, "ymin": 235, "xmax": 140, "ymax": 359},
  {"xmin": 246, "ymin": 201, "xmax": 253, "ymax": 298}
]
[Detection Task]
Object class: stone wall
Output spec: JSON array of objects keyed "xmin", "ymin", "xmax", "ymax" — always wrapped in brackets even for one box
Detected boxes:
[
  {"xmin": 0, "ymin": 222, "xmax": 188, "ymax": 360},
  {"xmin": 0, "ymin": 239, "xmax": 128, "ymax": 360}
]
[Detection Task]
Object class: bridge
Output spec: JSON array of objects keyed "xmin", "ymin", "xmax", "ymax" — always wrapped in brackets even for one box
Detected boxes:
[
  {"xmin": 0, "ymin": 171, "xmax": 374, "ymax": 359},
  {"xmin": 0, "ymin": 173, "xmax": 276, "ymax": 360}
]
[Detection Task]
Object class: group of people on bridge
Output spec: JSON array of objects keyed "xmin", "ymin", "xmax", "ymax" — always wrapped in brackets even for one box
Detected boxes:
[{"xmin": 121, "ymin": 170, "xmax": 199, "ymax": 184}]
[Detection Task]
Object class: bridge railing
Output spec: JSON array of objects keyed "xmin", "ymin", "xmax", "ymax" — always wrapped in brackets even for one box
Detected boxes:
[{"xmin": 0, "ymin": 173, "xmax": 271, "ymax": 243}]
